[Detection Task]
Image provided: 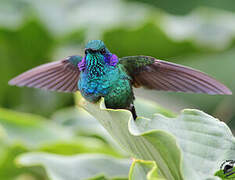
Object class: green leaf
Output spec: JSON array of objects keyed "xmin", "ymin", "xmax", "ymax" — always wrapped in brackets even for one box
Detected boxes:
[
  {"xmin": 51, "ymin": 107, "xmax": 111, "ymax": 141},
  {"xmin": 0, "ymin": 108, "xmax": 73, "ymax": 180},
  {"xmin": 129, "ymin": 159, "xmax": 165, "ymax": 180},
  {"xmin": 214, "ymin": 169, "xmax": 235, "ymax": 180},
  {"xmin": 0, "ymin": 144, "xmax": 48, "ymax": 180},
  {"xmin": 39, "ymin": 137, "xmax": 121, "ymax": 157},
  {"xmin": 79, "ymin": 94, "xmax": 235, "ymax": 180},
  {"xmin": 51, "ymin": 107, "xmax": 124, "ymax": 154},
  {"xmin": 0, "ymin": 108, "xmax": 72, "ymax": 148},
  {"xmin": 0, "ymin": 107, "xmax": 124, "ymax": 179},
  {"xmin": 134, "ymin": 97, "xmax": 175, "ymax": 118},
  {"xmin": 17, "ymin": 153, "xmax": 131, "ymax": 180}
]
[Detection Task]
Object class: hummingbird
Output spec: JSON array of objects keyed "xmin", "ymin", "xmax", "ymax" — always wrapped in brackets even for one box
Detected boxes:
[{"xmin": 9, "ymin": 40, "xmax": 232, "ymax": 119}]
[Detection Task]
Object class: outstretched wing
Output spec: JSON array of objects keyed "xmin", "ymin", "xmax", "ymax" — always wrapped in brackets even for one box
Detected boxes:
[
  {"xmin": 119, "ymin": 56, "xmax": 232, "ymax": 95},
  {"xmin": 9, "ymin": 55, "xmax": 83, "ymax": 93}
]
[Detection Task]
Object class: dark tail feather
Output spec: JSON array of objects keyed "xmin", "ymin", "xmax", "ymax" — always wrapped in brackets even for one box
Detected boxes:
[{"xmin": 130, "ymin": 105, "xmax": 137, "ymax": 120}]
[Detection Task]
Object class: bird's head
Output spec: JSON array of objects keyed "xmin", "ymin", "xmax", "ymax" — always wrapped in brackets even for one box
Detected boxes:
[
  {"xmin": 85, "ymin": 40, "xmax": 108, "ymax": 55},
  {"xmin": 78, "ymin": 40, "xmax": 118, "ymax": 72}
]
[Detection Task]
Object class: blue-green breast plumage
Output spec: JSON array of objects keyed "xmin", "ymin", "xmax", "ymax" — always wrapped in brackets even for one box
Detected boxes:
[{"xmin": 78, "ymin": 52, "xmax": 134, "ymax": 109}]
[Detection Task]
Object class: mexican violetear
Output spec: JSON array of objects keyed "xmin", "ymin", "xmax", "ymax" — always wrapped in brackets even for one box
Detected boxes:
[{"xmin": 9, "ymin": 40, "xmax": 232, "ymax": 119}]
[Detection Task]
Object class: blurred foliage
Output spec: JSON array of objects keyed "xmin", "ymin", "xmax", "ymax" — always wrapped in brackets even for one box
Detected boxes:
[
  {"xmin": 103, "ymin": 21, "xmax": 200, "ymax": 59},
  {"xmin": 0, "ymin": 144, "xmax": 48, "ymax": 180},
  {"xmin": 0, "ymin": 106, "xmax": 123, "ymax": 179},
  {"xmin": 126, "ymin": 0, "xmax": 235, "ymax": 15},
  {"xmin": 1, "ymin": 0, "xmax": 234, "ymax": 121},
  {"xmin": 0, "ymin": 18, "xmax": 75, "ymax": 117}
]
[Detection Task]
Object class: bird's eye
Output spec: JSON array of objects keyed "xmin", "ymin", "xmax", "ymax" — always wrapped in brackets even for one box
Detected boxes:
[
  {"xmin": 85, "ymin": 49, "xmax": 89, "ymax": 55},
  {"xmin": 100, "ymin": 48, "xmax": 106, "ymax": 55}
]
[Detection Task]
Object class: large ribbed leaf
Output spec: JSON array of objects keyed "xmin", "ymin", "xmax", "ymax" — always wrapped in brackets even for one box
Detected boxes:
[{"xmin": 78, "ymin": 93, "xmax": 235, "ymax": 180}]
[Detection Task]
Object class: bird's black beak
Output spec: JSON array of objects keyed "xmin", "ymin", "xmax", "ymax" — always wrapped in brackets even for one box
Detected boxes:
[{"xmin": 85, "ymin": 48, "xmax": 97, "ymax": 55}]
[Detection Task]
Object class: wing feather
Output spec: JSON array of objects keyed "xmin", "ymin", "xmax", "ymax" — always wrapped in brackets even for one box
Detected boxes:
[
  {"xmin": 53, "ymin": 72, "xmax": 76, "ymax": 92},
  {"xmin": 64, "ymin": 72, "xmax": 79, "ymax": 92},
  {"xmin": 44, "ymin": 71, "xmax": 72, "ymax": 90},
  {"xmin": 25, "ymin": 70, "xmax": 65, "ymax": 87},
  {"xmin": 152, "ymin": 61, "xmax": 226, "ymax": 93},
  {"xmin": 119, "ymin": 56, "xmax": 232, "ymax": 95},
  {"xmin": 9, "ymin": 57, "xmax": 82, "ymax": 93}
]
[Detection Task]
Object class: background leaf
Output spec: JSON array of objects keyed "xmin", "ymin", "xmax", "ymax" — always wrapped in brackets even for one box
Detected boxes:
[
  {"xmin": 0, "ymin": 108, "xmax": 72, "ymax": 148},
  {"xmin": 17, "ymin": 153, "xmax": 131, "ymax": 180}
]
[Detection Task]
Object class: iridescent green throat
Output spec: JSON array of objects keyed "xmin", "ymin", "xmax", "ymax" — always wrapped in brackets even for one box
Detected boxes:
[{"xmin": 85, "ymin": 53, "xmax": 106, "ymax": 77}]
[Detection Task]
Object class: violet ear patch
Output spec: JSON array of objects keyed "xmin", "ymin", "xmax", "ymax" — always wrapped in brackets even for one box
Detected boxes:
[
  {"xmin": 109, "ymin": 54, "xmax": 118, "ymax": 66},
  {"xmin": 78, "ymin": 57, "xmax": 86, "ymax": 71}
]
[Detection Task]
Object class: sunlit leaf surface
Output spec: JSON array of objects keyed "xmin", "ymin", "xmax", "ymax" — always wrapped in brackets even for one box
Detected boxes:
[{"xmin": 79, "ymin": 94, "xmax": 235, "ymax": 180}]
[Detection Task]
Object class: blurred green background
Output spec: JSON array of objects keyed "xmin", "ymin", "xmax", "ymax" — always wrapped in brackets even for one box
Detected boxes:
[{"xmin": 0, "ymin": 0, "xmax": 235, "ymax": 179}]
